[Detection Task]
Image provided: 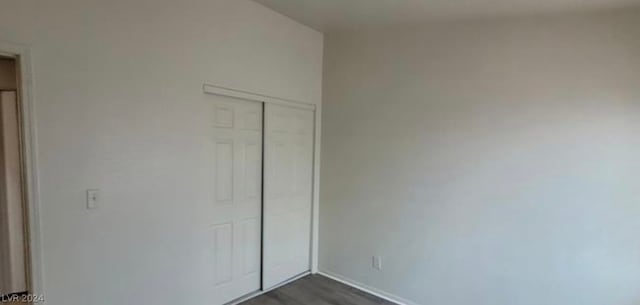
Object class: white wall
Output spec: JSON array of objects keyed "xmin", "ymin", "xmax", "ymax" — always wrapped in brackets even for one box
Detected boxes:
[
  {"xmin": 321, "ymin": 11, "xmax": 640, "ymax": 305},
  {"xmin": 0, "ymin": 1, "xmax": 322, "ymax": 304}
]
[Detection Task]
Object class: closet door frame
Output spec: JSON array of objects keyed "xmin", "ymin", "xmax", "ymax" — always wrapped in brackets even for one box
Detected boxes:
[{"xmin": 203, "ymin": 84, "xmax": 319, "ymax": 293}]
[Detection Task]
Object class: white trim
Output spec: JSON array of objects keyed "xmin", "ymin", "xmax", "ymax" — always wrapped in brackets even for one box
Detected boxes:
[
  {"xmin": 203, "ymin": 84, "xmax": 315, "ymax": 111},
  {"xmin": 227, "ymin": 271, "xmax": 311, "ymax": 305},
  {"xmin": 0, "ymin": 40, "xmax": 45, "ymax": 303},
  {"xmin": 318, "ymin": 270, "xmax": 420, "ymax": 305}
]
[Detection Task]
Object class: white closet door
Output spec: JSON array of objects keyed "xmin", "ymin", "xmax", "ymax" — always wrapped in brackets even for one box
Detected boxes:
[
  {"xmin": 0, "ymin": 91, "xmax": 27, "ymax": 295},
  {"xmin": 209, "ymin": 96, "xmax": 262, "ymax": 304},
  {"xmin": 263, "ymin": 104, "xmax": 314, "ymax": 289}
]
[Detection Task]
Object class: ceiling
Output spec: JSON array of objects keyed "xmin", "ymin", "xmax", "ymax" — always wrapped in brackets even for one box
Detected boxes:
[{"xmin": 253, "ymin": 0, "xmax": 640, "ymax": 31}]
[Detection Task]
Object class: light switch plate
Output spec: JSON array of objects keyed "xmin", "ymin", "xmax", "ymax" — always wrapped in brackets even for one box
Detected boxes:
[
  {"xmin": 372, "ymin": 256, "xmax": 382, "ymax": 271},
  {"xmin": 86, "ymin": 189, "xmax": 100, "ymax": 209}
]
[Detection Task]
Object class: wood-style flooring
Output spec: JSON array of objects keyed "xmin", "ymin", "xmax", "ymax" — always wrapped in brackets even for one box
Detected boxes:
[
  {"xmin": 240, "ymin": 274, "xmax": 396, "ymax": 305},
  {"xmin": 1, "ymin": 275, "xmax": 396, "ymax": 305}
]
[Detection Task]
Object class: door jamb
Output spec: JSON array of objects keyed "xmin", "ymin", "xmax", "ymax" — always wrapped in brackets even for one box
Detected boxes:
[{"xmin": 0, "ymin": 40, "xmax": 45, "ymax": 302}]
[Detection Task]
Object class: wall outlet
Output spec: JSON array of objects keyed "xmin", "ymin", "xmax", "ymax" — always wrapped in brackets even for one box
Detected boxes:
[
  {"xmin": 372, "ymin": 256, "xmax": 382, "ymax": 271},
  {"xmin": 86, "ymin": 189, "xmax": 100, "ymax": 209}
]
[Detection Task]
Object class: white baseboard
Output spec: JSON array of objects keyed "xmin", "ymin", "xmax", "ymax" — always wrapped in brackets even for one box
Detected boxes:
[{"xmin": 317, "ymin": 270, "xmax": 420, "ymax": 305}]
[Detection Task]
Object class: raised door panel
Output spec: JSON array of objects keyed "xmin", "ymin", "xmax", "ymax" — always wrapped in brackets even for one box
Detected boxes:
[
  {"xmin": 214, "ymin": 140, "xmax": 234, "ymax": 204},
  {"xmin": 212, "ymin": 223, "xmax": 233, "ymax": 286},
  {"xmin": 240, "ymin": 217, "xmax": 260, "ymax": 276}
]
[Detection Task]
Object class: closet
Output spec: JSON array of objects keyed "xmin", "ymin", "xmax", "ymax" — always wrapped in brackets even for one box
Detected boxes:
[{"xmin": 205, "ymin": 85, "xmax": 315, "ymax": 304}]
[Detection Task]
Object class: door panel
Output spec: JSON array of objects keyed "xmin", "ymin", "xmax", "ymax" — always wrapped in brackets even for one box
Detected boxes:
[
  {"xmin": 212, "ymin": 223, "xmax": 233, "ymax": 286},
  {"xmin": 209, "ymin": 96, "xmax": 262, "ymax": 304},
  {"xmin": 263, "ymin": 104, "xmax": 314, "ymax": 289},
  {"xmin": 240, "ymin": 217, "xmax": 260, "ymax": 275},
  {"xmin": 214, "ymin": 140, "xmax": 234, "ymax": 203}
]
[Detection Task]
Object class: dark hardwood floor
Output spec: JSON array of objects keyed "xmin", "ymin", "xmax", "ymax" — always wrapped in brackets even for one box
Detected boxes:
[{"xmin": 240, "ymin": 274, "xmax": 397, "ymax": 305}]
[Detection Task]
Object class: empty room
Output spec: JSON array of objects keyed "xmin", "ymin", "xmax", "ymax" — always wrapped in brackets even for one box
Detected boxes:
[{"xmin": 1, "ymin": 0, "xmax": 639, "ymax": 305}]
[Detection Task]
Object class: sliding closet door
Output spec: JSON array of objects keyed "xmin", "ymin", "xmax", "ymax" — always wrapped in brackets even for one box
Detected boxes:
[
  {"xmin": 0, "ymin": 91, "xmax": 27, "ymax": 295},
  {"xmin": 263, "ymin": 104, "xmax": 314, "ymax": 289},
  {"xmin": 209, "ymin": 96, "xmax": 263, "ymax": 304}
]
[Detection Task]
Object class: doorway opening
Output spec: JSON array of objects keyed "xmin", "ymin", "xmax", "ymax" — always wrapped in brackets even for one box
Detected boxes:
[{"xmin": 0, "ymin": 54, "xmax": 30, "ymax": 301}]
